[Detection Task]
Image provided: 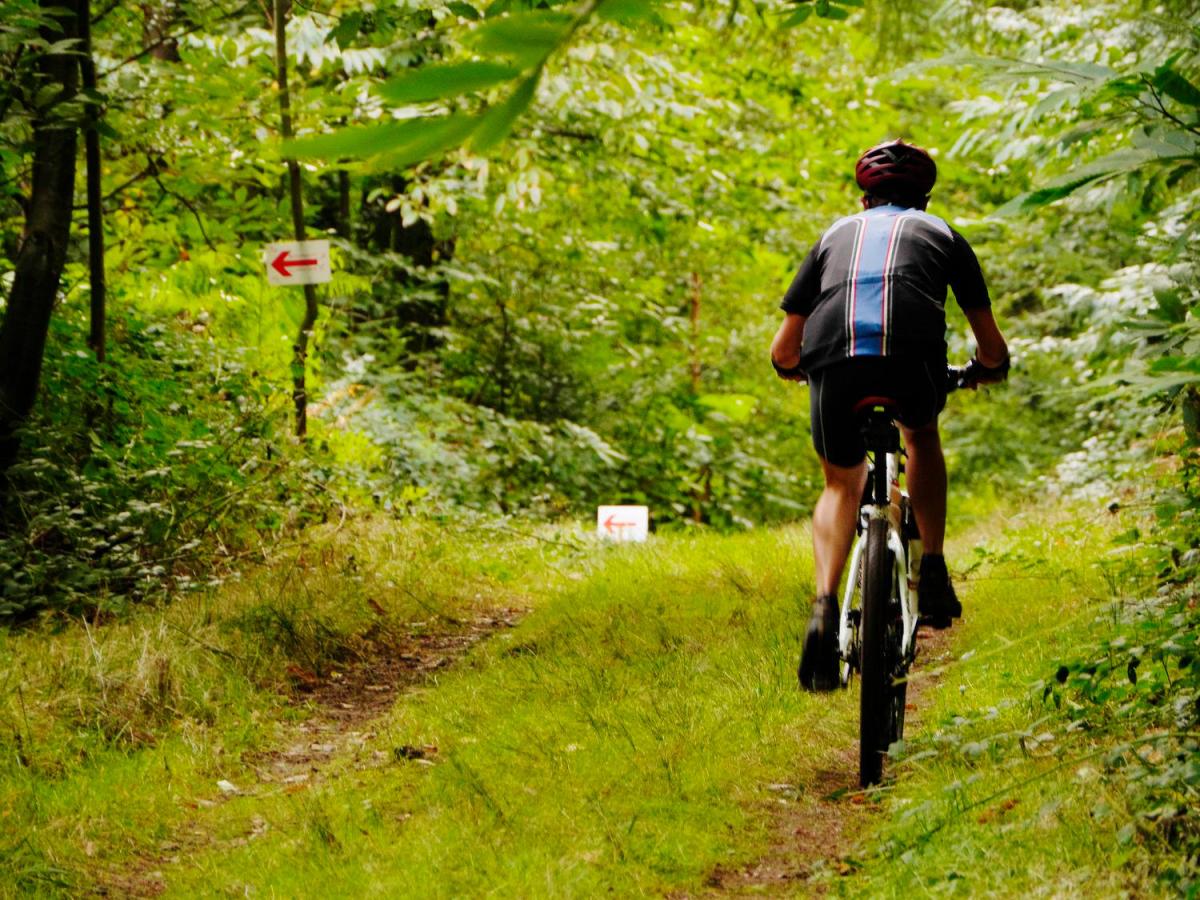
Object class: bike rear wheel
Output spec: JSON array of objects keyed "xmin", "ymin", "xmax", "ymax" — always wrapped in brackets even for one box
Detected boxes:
[{"xmin": 858, "ymin": 518, "xmax": 893, "ymax": 787}]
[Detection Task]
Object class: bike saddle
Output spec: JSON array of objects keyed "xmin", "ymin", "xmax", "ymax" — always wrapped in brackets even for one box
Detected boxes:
[{"xmin": 852, "ymin": 395, "xmax": 900, "ymax": 415}]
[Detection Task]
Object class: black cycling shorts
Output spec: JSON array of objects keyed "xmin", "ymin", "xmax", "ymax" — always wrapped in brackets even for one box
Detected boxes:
[{"xmin": 807, "ymin": 356, "xmax": 946, "ymax": 468}]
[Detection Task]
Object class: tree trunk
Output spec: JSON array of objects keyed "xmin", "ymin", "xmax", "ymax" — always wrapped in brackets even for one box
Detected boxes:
[
  {"xmin": 79, "ymin": 0, "xmax": 106, "ymax": 363},
  {"xmin": 0, "ymin": 3, "xmax": 80, "ymax": 469},
  {"xmin": 272, "ymin": 0, "xmax": 319, "ymax": 438}
]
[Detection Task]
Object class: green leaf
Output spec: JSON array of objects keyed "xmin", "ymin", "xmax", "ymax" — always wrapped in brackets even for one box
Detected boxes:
[
  {"xmin": 288, "ymin": 114, "xmax": 480, "ymax": 165},
  {"xmin": 326, "ymin": 11, "xmax": 363, "ymax": 48},
  {"xmin": 447, "ymin": 1, "xmax": 482, "ymax": 20},
  {"xmin": 287, "ymin": 121, "xmax": 424, "ymax": 160},
  {"xmin": 373, "ymin": 114, "xmax": 482, "ymax": 169},
  {"xmin": 469, "ymin": 71, "xmax": 540, "ymax": 152},
  {"xmin": 470, "ymin": 12, "xmax": 574, "ymax": 67},
  {"xmin": 376, "ymin": 61, "xmax": 522, "ymax": 105},
  {"xmin": 698, "ymin": 393, "xmax": 758, "ymax": 423},
  {"xmin": 1148, "ymin": 355, "xmax": 1200, "ymax": 375},
  {"xmin": 820, "ymin": 5, "xmax": 850, "ymax": 18},
  {"xmin": 1152, "ymin": 289, "xmax": 1186, "ymax": 324},
  {"xmin": 1152, "ymin": 64, "xmax": 1200, "ymax": 108},
  {"xmin": 781, "ymin": 6, "xmax": 812, "ymax": 26}
]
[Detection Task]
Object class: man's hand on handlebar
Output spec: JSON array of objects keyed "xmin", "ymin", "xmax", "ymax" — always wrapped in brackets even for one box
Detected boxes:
[{"xmin": 948, "ymin": 355, "xmax": 1011, "ymax": 391}]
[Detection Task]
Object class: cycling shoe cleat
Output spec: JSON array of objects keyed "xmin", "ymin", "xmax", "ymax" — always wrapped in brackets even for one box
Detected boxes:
[
  {"xmin": 798, "ymin": 594, "xmax": 841, "ymax": 692},
  {"xmin": 917, "ymin": 554, "xmax": 961, "ymax": 629}
]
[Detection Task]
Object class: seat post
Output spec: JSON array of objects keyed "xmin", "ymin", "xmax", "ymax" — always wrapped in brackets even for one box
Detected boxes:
[
  {"xmin": 857, "ymin": 404, "xmax": 901, "ymax": 508},
  {"xmin": 871, "ymin": 443, "xmax": 890, "ymax": 506}
]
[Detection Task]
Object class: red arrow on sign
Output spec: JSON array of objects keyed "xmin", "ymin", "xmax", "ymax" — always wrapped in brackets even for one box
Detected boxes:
[
  {"xmin": 271, "ymin": 249, "xmax": 320, "ymax": 278},
  {"xmin": 603, "ymin": 514, "xmax": 635, "ymax": 533}
]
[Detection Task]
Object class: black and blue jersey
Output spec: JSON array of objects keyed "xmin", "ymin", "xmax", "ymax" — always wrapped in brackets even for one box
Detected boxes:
[{"xmin": 780, "ymin": 205, "xmax": 991, "ymax": 373}]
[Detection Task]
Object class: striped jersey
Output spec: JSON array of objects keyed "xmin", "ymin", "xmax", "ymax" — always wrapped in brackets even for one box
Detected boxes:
[{"xmin": 780, "ymin": 204, "xmax": 990, "ymax": 373}]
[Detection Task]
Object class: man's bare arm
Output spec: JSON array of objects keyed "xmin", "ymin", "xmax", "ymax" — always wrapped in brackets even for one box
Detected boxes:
[
  {"xmin": 771, "ymin": 313, "xmax": 806, "ymax": 377},
  {"xmin": 963, "ymin": 307, "xmax": 1008, "ymax": 368}
]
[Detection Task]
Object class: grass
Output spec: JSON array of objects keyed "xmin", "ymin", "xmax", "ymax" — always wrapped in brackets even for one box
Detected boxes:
[{"xmin": 1, "ymin": 501, "xmax": 1184, "ymax": 897}]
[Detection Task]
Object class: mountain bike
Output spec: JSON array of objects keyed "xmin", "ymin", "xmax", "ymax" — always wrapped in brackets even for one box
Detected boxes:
[{"xmin": 837, "ymin": 366, "xmax": 968, "ymax": 787}]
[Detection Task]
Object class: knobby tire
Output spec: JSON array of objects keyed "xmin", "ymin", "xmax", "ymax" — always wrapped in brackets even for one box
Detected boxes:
[{"xmin": 858, "ymin": 518, "xmax": 892, "ymax": 787}]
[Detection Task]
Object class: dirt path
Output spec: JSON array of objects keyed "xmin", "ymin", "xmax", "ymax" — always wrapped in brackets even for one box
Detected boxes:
[
  {"xmin": 247, "ymin": 607, "xmax": 521, "ymax": 791},
  {"xmin": 98, "ymin": 607, "xmax": 521, "ymax": 897},
  {"xmin": 702, "ymin": 626, "xmax": 956, "ymax": 896}
]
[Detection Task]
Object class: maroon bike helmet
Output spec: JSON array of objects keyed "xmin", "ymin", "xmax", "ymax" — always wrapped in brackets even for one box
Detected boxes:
[{"xmin": 854, "ymin": 140, "xmax": 937, "ymax": 200}]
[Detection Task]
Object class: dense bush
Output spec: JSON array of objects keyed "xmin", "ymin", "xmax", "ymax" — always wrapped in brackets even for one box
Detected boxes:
[{"xmin": 0, "ymin": 313, "xmax": 342, "ymax": 619}]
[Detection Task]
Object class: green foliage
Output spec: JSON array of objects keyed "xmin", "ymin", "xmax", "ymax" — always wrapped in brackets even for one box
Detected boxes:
[
  {"xmin": 4, "ymin": 0, "xmax": 1185, "ymax": 615},
  {"xmin": 0, "ymin": 312, "xmax": 344, "ymax": 619}
]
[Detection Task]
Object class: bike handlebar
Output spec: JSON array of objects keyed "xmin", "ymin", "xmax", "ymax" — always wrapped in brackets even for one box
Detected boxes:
[{"xmin": 947, "ymin": 356, "xmax": 1012, "ymax": 393}]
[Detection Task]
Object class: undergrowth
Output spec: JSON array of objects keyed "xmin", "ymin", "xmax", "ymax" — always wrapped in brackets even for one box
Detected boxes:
[
  {"xmin": 0, "ymin": 312, "xmax": 355, "ymax": 620},
  {"xmin": 842, "ymin": 481, "xmax": 1200, "ymax": 897}
]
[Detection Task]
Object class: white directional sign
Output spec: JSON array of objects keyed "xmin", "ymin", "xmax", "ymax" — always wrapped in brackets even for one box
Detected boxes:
[
  {"xmin": 264, "ymin": 239, "xmax": 331, "ymax": 286},
  {"xmin": 596, "ymin": 505, "xmax": 649, "ymax": 542}
]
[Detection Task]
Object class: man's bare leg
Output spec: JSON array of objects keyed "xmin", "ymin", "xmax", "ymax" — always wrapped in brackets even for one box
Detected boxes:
[
  {"xmin": 899, "ymin": 421, "xmax": 945, "ymax": 554},
  {"xmin": 800, "ymin": 456, "xmax": 868, "ymax": 691},
  {"xmin": 812, "ymin": 457, "xmax": 869, "ymax": 596},
  {"xmin": 899, "ymin": 420, "xmax": 959, "ymax": 624}
]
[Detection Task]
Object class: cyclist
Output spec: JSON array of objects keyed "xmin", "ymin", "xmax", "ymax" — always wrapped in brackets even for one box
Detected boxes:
[{"xmin": 770, "ymin": 140, "xmax": 1010, "ymax": 692}]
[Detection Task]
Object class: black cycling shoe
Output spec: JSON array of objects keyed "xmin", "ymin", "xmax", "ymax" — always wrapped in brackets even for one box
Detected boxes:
[
  {"xmin": 918, "ymin": 554, "xmax": 962, "ymax": 629},
  {"xmin": 798, "ymin": 594, "xmax": 841, "ymax": 692}
]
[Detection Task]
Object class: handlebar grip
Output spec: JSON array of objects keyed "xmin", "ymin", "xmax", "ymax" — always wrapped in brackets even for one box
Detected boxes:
[{"xmin": 947, "ymin": 357, "xmax": 1012, "ymax": 392}]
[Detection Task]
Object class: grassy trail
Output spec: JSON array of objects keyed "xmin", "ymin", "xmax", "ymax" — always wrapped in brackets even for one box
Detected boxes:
[
  {"xmin": 1, "ymin": 507, "xmax": 1140, "ymax": 897},
  {"xmin": 138, "ymin": 525, "xmax": 851, "ymax": 897}
]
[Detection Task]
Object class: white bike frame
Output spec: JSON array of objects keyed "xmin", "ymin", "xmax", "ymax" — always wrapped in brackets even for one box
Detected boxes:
[{"xmin": 837, "ymin": 449, "xmax": 921, "ymax": 681}]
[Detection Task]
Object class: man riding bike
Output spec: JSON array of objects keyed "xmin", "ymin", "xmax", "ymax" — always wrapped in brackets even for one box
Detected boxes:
[{"xmin": 770, "ymin": 140, "xmax": 1010, "ymax": 693}]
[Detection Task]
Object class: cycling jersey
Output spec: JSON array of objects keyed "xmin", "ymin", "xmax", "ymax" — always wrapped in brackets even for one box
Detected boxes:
[{"xmin": 780, "ymin": 205, "xmax": 991, "ymax": 373}]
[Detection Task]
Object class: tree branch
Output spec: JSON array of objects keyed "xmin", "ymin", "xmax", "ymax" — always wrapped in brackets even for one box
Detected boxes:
[
  {"xmin": 71, "ymin": 163, "xmax": 153, "ymax": 211},
  {"xmin": 149, "ymin": 162, "xmax": 216, "ymax": 250},
  {"xmin": 1140, "ymin": 76, "xmax": 1200, "ymax": 138}
]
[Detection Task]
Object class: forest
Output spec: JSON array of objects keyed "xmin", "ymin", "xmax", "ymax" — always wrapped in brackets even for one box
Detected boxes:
[{"xmin": 2, "ymin": 0, "xmax": 1199, "ymax": 895}]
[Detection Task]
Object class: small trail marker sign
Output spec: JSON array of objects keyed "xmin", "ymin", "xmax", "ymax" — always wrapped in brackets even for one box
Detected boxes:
[
  {"xmin": 264, "ymin": 240, "xmax": 331, "ymax": 286},
  {"xmin": 596, "ymin": 505, "xmax": 649, "ymax": 542}
]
